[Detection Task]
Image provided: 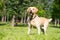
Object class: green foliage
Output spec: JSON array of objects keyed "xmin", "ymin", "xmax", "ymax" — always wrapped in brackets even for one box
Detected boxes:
[
  {"xmin": 37, "ymin": 10, "xmax": 45, "ymax": 17},
  {"xmin": 0, "ymin": 0, "xmax": 59, "ymax": 21},
  {"xmin": 52, "ymin": 0, "xmax": 60, "ymax": 19},
  {"xmin": 0, "ymin": 0, "xmax": 4, "ymax": 9},
  {"xmin": 0, "ymin": 0, "xmax": 5, "ymax": 17}
]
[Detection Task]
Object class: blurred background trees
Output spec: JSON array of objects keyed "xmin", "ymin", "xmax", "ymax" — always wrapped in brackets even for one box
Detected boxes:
[
  {"xmin": 0, "ymin": 0, "xmax": 60, "ymax": 26},
  {"xmin": 52, "ymin": 0, "xmax": 60, "ymax": 26}
]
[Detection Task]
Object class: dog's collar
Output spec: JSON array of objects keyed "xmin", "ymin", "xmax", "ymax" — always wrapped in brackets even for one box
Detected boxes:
[
  {"xmin": 33, "ymin": 15, "xmax": 37, "ymax": 19},
  {"xmin": 29, "ymin": 15, "xmax": 37, "ymax": 21}
]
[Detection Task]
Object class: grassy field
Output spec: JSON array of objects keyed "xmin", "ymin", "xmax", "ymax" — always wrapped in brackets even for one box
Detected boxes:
[{"xmin": 0, "ymin": 22, "xmax": 60, "ymax": 40}]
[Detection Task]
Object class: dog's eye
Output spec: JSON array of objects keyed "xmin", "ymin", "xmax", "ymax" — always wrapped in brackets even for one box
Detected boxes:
[{"xmin": 33, "ymin": 8, "xmax": 34, "ymax": 10}]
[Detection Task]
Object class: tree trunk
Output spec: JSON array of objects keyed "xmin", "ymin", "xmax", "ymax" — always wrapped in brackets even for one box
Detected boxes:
[
  {"xmin": 6, "ymin": 12, "xmax": 9, "ymax": 22},
  {"xmin": 15, "ymin": 18, "xmax": 18, "ymax": 26},
  {"xmin": 55, "ymin": 19, "xmax": 57, "ymax": 26},
  {"xmin": 21, "ymin": 13, "xmax": 24, "ymax": 23},
  {"xmin": 21, "ymin": 17, "xmax": 23, "ymax": 23},
  {"xmin": 2, "ymin": 16, "xmax": 4, "ymax": 22},
  {"xmin": 24, "ymin": 11, "xmax": 26, "ymax": 25},
  {"xmin": 1, "ymin": 5, "xmax": 7, "ymax": 22},
  {"xmin": 11, "ymin": 15, "xmax": 15, "ymax": 27},
  {"xmin": 57, "ymin": 19, "xmax": 59, "ymax": 27},
  {"xmin": 4, "ymin": 16, "xmax": 6, "ymax": 22}
]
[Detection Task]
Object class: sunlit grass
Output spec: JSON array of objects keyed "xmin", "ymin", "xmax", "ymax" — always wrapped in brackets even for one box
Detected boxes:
[{"xmin": 0, "ymin": 22, "xmax": 60, "ymax": 40}]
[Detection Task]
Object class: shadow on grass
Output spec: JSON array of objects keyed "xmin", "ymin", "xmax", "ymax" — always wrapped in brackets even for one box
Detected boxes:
[
  {"xmin": 30, "ymin": 33, "xmax": 37, "ymax": 35},
  {"xmin": 0, "ymin": 23, "xmax": 6, "ymax": 26},
  {"xmin": 50, "ymin": 25, "xmax": 60, "ymax": 28},
  {"xmin": 15, "ymin": 24, "xmax": 27, "ymax": 27}
]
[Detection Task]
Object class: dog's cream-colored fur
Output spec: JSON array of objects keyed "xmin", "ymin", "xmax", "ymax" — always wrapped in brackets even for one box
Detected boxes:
[
  {"xmin": 27, "ymin": 7, "xmax": 52, "ymax": 35},
  {"xmin": 27, "ymin": 7, "xmax": 38, "ymax": 14}
]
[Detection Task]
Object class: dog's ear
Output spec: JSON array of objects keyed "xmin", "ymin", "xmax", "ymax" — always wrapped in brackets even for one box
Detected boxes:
[
  {"xmin": 27, "ymin": 7, "xmax": 30, "ymax": 13},
  {"xmin": 31, "ymin": 7, "xmax": 38, "ymax": 14},
  {"xmin": 34, "ymin": 7, "xmax": 38, "ymax": 13}
]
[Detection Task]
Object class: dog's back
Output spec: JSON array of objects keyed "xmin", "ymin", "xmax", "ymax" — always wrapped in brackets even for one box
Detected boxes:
[{"xmin": 39, "ymin": 17, "xmax": 52, "ymax": 26}]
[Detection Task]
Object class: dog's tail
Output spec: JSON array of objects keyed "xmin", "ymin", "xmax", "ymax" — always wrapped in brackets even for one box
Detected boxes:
[{"xmin": 48, "ymin": 18, "xmax": 52, "ymax": 22}]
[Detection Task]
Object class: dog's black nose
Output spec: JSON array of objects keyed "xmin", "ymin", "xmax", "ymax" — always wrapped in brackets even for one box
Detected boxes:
[{"xmin": 30, "ymin": 10, "xmax": 32, "ymax": 13}]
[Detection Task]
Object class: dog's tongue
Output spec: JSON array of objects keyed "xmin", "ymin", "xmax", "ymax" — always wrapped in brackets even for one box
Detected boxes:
[{"xmin": 30, "ymin": 13, "xmax": 32, "ymax": 15}]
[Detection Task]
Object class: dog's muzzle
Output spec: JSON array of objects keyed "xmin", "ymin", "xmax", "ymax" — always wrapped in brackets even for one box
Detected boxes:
[
  {"xmin": 30, "ymin": 10, "xmax": 32, "ymax": 13},
  {"xmin": 29, "ymin": 10, "xmax": 33, "ymax": 16}
]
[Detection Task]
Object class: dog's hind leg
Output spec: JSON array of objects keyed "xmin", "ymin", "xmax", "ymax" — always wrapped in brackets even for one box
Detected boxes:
[
  {"xmin": 44, "ymin": 22, "xmax": 48, "ymax": 35},
  {"xmin": 43, "ymin": 27, "xmax": 46, "ymax": 35}
]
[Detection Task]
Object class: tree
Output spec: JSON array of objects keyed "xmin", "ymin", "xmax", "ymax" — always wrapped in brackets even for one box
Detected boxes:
[
  {"xmin": 0, "ymin": 0, "xmax": 55, "ymax": 26},
  {"xmin": 52, "ymin": 0, "xmax": 60, "ymax": 27},
  {"xmin": 0, "ymin": 0, "xmax": 7, "ymax": 22}
]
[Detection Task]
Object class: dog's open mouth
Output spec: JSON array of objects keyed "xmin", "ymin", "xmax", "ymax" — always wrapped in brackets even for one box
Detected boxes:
[
  {"xmin": 29, "ymin": 13, "xmax": 33, "ymax": 20},
  {"xmin": 29, "ymin": 11, "xmax": 33, "ymax": 17},
  {"xmin": 29, "ymin": 10, "xmax": 33, "ymax": 16}
]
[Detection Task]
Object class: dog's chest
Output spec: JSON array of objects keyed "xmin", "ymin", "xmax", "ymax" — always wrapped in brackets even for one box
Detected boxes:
[{"xmin": 30, "ymin": 17, "xmax": 40, "ymax": 26}]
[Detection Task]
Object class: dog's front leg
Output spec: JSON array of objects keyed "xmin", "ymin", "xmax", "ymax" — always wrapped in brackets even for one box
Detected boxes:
[
  {"xmin": 36, "ymin": 25, "xmax": 40, "ymax": 35},
  {"xmin": 27, "ymin": 22, "xmax": 31, "ymax": 35}
]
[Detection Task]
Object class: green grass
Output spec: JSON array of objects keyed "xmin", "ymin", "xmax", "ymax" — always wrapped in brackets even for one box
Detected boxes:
[{"xmin": 0, "ymin": 22, "xmax": 60, "ymax": 40}]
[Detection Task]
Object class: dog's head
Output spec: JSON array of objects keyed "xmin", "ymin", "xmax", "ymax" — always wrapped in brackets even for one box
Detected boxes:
[{"xmin": 27, "ymin": 7, "xmax": 38, "ymax": 16}]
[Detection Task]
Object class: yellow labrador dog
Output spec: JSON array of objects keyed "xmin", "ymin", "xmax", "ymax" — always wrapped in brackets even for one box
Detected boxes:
[{"xmin": 27, "ymin": 7, "xmax": 52, "ymax": 35}]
